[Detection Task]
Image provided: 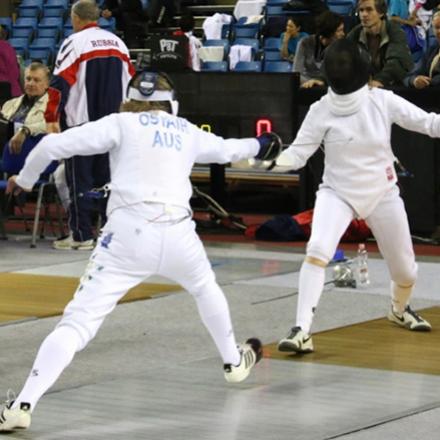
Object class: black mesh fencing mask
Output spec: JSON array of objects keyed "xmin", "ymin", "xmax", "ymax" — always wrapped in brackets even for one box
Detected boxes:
[{"xmin": 323, "ymin": 39, "xmax": 371, "ymax": 95}]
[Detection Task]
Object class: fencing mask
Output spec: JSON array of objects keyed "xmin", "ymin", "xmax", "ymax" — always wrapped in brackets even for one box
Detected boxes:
[
  {"xmin": 126, "ymin": 71, "xmax": 179, "ymax": 115},
  {"xmin": 323, "ymin": 39, "xmax": 371, "ymax": 95}
]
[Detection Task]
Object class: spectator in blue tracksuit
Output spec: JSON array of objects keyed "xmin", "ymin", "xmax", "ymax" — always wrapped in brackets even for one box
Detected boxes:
[{"xmin": 45, "ymin": 0, "xmax": 135, "ymax": 250}]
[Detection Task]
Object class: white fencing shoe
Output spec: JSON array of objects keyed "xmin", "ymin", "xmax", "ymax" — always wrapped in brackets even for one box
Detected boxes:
[
  {"xmin": 0, "ymin": 401, "xmax": 31, "ymax": 432},
  {"xmin": 53, "ymin": 234, "xmax": 94, "ymax": 250},
  {"xmin": 388, "ymin": 306, "xmax": 432, "ymax": 331},
  {"xmin": 277, "ymin": 326, "xmax": 314, "ymax": 353},
  {"xmin": 224, "ymin": 338, "xmax": 262, "ymax": 383}
]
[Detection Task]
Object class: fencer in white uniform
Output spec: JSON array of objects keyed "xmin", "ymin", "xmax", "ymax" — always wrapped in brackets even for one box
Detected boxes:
[
  {"xmin": 277, "ymin": 39, "xmax": 436, "ymax": 354},
  {"xmin": 0, "ymin": 71, "xmax": 282, "ymax": 431}
]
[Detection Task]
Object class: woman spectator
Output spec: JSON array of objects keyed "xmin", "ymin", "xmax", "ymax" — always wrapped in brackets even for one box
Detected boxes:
[
  {"xmin": 293, "ymin": 10, "xmax": 345, "ymax": 88},
  {"xmin": 280, "ymin": 17, "xmax": 308, "ymax": 62},
  {"xmin": 0, "ymin": 25, "xmax": 22, "ymax": 98}
]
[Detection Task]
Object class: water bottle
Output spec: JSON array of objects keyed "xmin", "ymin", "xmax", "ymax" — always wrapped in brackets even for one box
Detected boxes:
[{"xmin": 357, "ymin": 243, "xmax": 370, "ymax": 286}]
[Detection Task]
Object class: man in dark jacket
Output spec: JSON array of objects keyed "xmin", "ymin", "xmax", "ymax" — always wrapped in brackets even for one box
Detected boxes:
[
  {"xmin": 405, "ymin": 11, "xmax": 440, "ymax": 88},
  {"xmin": 101, "ymin": 0, "xmax": 148, "ymax": 47},
  {"xmin": 347, "ymin": 0, "xmax": 413, "ymax": 87}
]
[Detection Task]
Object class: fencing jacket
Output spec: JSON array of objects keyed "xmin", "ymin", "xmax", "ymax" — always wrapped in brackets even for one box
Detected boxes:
[
  {"xmin": 277, "ymin": 85, "xmax": 440, "ymax": 218},
  {"xmin": 16, "ymin": 110, "xmax": 260, "ymax": 214},
  {"xmin": 45, "ymin": 23, "xmax": 135, "ymax": 128}
]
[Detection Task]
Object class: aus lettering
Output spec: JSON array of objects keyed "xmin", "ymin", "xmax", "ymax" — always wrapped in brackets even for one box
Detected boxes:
[{"xmin": 153, "ymin": 130, "xmax": 182, "ymax": 151}]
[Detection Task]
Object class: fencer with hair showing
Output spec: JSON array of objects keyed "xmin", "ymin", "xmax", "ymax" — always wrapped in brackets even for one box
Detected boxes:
[
  {"xmin": 0, "ymin": 71, "xmax": 282, "ymax": 432},
  {"xmin": 277, "ymin": 38, "xmax": 437, "ymax": 355}
]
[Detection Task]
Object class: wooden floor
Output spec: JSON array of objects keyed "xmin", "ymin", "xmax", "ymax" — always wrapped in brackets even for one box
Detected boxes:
[
  {"xmin": 0, "ymin": 273, "xmax": 179, "ymax": 323},
  {"xmin": 265, "ymin": 306, "xmax": 440, "ymax": 376}
]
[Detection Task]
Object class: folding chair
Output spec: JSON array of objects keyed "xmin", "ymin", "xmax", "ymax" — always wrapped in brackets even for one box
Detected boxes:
[{"xmin": 0, "ymin": 135, "xmax": 64, "ymax": 247}]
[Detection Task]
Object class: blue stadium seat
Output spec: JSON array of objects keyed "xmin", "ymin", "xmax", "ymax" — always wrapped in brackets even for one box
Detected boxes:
[
  {"xmin": 29, "ymin": 37, "xmax": 57, "ymax": 59},
  {"xmin": 266, "ymin": 5, "xmax": 284, "ymax": 15},
  {"xmin": 201, "ymin": 61, "xmax": 228, "ymax": 72},
  {"xmin": 233, "ymin": 61, "xmax": 262, "ymax": 72},
  {"xmin": 264, "ymin": 60, "xmax": 292, "ymax": 72},
  {"xmin": 13, "ymin": 17, "xmax": 39, "ymax": 30},
  {"xmin": 233, "ymin": 24, "xmax": 260, "ymax": 39},
  {"xmin": 27, "ymin": 48, "xmax": 51, "ymax": 65},
  {"xmin": 266, "ymin": 0, "xmax": 289, "ymax": 4},
  {"xmin": 327, "ymin": 0, "xmax": 355, "ymax": 15},
  {"xmin": 264, "ymin": 50, "xmax": 282, "ymax": 61},
  {"xmin": 63, "ymin": 27, "xmax": 74, "ymax": 38},
  {"xmin": 232, "ymin": 38, "xmax": 260, "ymax": 56},
  {"xmin": 45, "ymin": 0, "xmax": 69, "ymax": 7},
  {"xmin": 98, "ymin": 17, "xmax": 116, "ymax": 31},
  {"xmin": 263, "ymin": 37, "xmax": 281, "ymax": 51},
  {"xmin": 11, "ymin": 27, "xmax": 34, "ymax": 42},
  {"xmin": 8, "ymin": 37, "xmax": 30, "ymax": 57},
  {"xmin": 38, "ymin": 17, "xmax": 64, "ymax": 30},
  {"xmin": 18, "ymin": 6, "xmax": 41, "ymax": 19},
  {"xmin": 203, "ymin": 39, "xmax": 230, "ymax": 56},
  {"xmin": 20, "ymin": 0, "xmax": 44, "ymax": 7},
  {"xmin": 37, "ymin": 27, "xmax": 60, "ymax": 40},
  {"xmin": 42, "ymin": 6, "xmax": 66, "ymax": 18}
]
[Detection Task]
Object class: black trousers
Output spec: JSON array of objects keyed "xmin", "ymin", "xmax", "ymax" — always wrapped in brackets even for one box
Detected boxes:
[{"xmin": 65, "ymin": 153, "xmax": 110, "ymax": 242}]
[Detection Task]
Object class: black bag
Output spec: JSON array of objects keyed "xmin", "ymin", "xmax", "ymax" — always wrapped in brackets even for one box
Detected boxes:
[
  {"xmin": 283, "ymin": 0, "xmax": 327, "ymax": 13},
  {"xmin": 255, "ymin": 215, "xmax": 306, "ymax": 241},
  {"xmin": 423, "ymin": 0, "xmax": 440, "ymax": 10},
  {"xmin": 262, "ymin": 16, "xmax": 288, "ymax": 37},
  {"xmin": 283, "ymin": 0, "xmax": 309, "ymax": 11},
  {"xmin": 148, "ymin": 0, "xmax": 176, "ymax": 26}
]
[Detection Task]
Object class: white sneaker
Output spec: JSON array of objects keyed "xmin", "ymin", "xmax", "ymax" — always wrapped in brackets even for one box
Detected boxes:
[
  {"xmin": 0, "ymin": 401, "xmax": 31, "ymax": 432},
  {"xmin": 224, "ymin": 338, "xmax": 262, "ymax": 383},
  {"xmin": 277, "ymin": 326, "xmax": 314, "ymax": 353},
  {"xmin": 388, "ymin": 306, "xmax": 432, "ymax": 331},
  {"xmin": 53, "ymin": 235, "xmax": 94, "ymax": 250}
]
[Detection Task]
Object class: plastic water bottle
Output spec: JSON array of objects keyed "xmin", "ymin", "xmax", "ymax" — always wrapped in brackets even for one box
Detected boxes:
[{"xmin": 357, "ymin": 243, "xmax": 370, "ymax": 286}]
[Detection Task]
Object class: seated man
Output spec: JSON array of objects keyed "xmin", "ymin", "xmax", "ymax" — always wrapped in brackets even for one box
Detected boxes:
[
  {"xmin": 1, "ymin": 62, "xmax": 69, "ymax": 211},
  {"xmin": 347, "ymin": 0, "xmax": 414, "ymax": 88},
  {"xmin": 0, "ymin": 62, "xmax": 49, "ymax": 154},
  {"xmin": 404, "ymin": 10, "xmax": 440, "ymax": 88}
]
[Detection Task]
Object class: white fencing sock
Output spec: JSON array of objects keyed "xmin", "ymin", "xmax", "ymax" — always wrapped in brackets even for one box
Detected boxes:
[
  {"xmin": 13, "ymin": 326, "xmax": 81, "ymax": 411},
  {"xmin": 391, "ymin": 281, "xmax": 413, "ymax": 315},
  {"xmin": 193, "ymin": 282, "xmax": 240, "ymax": 366},
  {"xmin": 296, "ymin": 261, "xmax": 326, "ymax": 334}
]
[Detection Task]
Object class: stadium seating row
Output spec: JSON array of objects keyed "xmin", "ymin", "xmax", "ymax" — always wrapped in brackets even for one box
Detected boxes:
[{"xmin": 201, "ymin": 60, "xmax": 292, "ymax": 72}]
